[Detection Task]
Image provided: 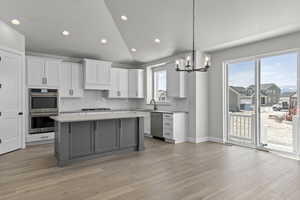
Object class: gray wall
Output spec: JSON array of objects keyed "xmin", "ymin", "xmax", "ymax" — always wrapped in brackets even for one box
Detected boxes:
[
  {"xmin": 0, "ymin": 20, "xmax": 25, "ymax": 52},
  {"xmin": 208, "ymin": 31, "xmax": 300, "ymax": 139}
]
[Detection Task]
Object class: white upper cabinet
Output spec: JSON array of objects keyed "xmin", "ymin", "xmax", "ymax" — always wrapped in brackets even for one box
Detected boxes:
[
  {"xmin": 128, "ymin": 69, "xmax": 144, "ymax": 98},
  {"xmin": 45, "ymin": 59, "xmax": 60, "ymax": 88},
  {"xmin": 167, "ymin": 63, "xmax": 186, "ymax": 98},
  {"xmin": 60, "ymin": 62, "xmax": 83, "ymax": 98},
  {"xmin": 109, "ymin": 68, "xmax": 128, "ymax": 98},
  {"xmin": 27, "ymin": 56, "xmax": 61, "ymax": 89},
  {"xmin": 83, "ymin": 59, "xmax": 112, "ymax": 90}
]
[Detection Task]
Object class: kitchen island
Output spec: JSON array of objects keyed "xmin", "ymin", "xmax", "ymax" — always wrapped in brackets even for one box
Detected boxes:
[{"xmin": 51, "ymin": 111, "xmax": 145, "ymax": 166}]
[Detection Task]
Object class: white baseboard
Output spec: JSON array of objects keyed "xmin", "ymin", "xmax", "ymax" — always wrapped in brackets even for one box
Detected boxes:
[
  {"xmin": 187, "ymin": 137, "xmax": 208, "ymax": 143},
  {"xmin": 187, "ymin": 137, "xmax": 224, "ymax": 144},
  {"xmin": 207, "ymin": 137, "xmax": 224, "ymax": 144}
]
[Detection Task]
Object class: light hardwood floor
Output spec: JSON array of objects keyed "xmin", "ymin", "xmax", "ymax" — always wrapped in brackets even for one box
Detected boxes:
[{"xmin": 1, "ymin": 138, "xmax": 300, "ymax": 200}]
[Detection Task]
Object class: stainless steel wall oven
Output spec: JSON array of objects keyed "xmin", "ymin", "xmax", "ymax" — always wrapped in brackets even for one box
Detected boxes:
[{"xmin": 29, "ymin": 89, "xmax": 58, "ymax": 134}]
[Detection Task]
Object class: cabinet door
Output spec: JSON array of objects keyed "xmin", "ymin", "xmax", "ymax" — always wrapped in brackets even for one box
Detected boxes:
[
  {"xmin": 60, "ymin": 63, "xmax": 72, "ymax": 98},
  {"xmin": 128, "ymin": 69, "xmax": 144, "ymax": 98},
  {"xmin": 70, "ymin": 122, "xmax": 93, "ymax": 158},
  {"xmin": 120, "ymin": 118, "xmax": 138, "ymax": 148},
  {"xmin": 128, "ymin": 70, "xmax": 137, "ymax": 97},
  {"xmin": 71, "ymin": 63, "xmax": 84, "ymax": 97},
  {"xmin": 85, "ymin": 61, "xmax": 98, "ymax": 84},
  {"xmin": 144, "ymin": 113, "xmax": 151, "ymax": 135},
  {"xmin": 96, "ymin": 61, "xmax": 111, "ymax": 87},
  {"xmin": 94, "ymin": 120, "xmax": 119, "ymax": 153},
  {"xmin": 27, "ymin": 57, "xmax": 45, "ymax": 87},
  {"xmin": 45, "ymin": 60, "xmax": 60, "ymax": 88},
  {"xmin": 109, "ymin": 68, "xmax": 120, "ymax": 98},
  {"xmin": 119, "ymin": 69, "xmax": 128, "ymax": 98}
]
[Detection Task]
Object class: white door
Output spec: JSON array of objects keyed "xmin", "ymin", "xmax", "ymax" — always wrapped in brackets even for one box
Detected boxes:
[
  {"xmin": 71, "ymin": 63, "xmax": 83, "ymax": 97},
  {"xmin": 0, "ymin": 50, "xmax": 23, "ymax": 154},
  {"xmin": 45, "ymin": 60, "xmax": 60, "ymax": 88},
  {"xmin": 27, "ymin": 57, "xmax": 45, "ymax": 87},
  {"xmin": 60, "ymin": 62, "xmax": 72, "ymax": 97}
]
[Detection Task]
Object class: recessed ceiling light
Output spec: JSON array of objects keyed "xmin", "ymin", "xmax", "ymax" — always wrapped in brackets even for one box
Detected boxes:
[
  {"xmin": 121, "ymin": 15, "xmax": 128, "ymax": 21},
  {"xmin": 154, "ymin": 38, "xmax": 161, "ymax": 43},
  {"xmin": 131, "ymin": 48, "xmax": 137, "ymax": 52},
  {"xmin": 11, "ymin": 19, "xmax": 20, "ymax": 25},
  {"xmin": 62, "ymin": 30, "xmax": 70, "ymax": 36},
  {"xmin": 101, "ymin": 38, "xmax": 108, "ymax": 44}
]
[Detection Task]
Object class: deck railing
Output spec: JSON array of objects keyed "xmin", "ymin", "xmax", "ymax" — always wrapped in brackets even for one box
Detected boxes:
[{"xmin": 229, "ymin": 112, "xmax": 255, "ymax": 143}]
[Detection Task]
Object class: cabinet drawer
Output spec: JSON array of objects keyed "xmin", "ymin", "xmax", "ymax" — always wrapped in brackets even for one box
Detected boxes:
[
  {"xmin": 163, "ymin": 121, "xmax": 173, "ymax": 130},
  {"xmin": 163, "ymin": 113, "xmax": 173, "ymax": 119},
  {"xmin": 163, "ymin": 129, "xmax": 173, "ymax": 139}
]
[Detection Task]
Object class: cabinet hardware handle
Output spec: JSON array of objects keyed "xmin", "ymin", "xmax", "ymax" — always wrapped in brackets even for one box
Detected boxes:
[
  {"xmin": 18, "ymin": 112, "xmax": 23, "ymax": 115},
  {"xmin": 0, "ymin": 139, "xmax": 2, "ymax": 144},
  {"xmin": 0, "ymin": 56, "xmax": 1, "ymax": 62},
  {"xmin": 0, "ymin": 112, "xmax": 2, "ymax": 116},
  {"xmin": 0, "ymin": 83, "xmax": 2, "ymax": 88},
  {"xmin": 45, "ymin": 77, "xmax": 47, "ymax": 84},
  {"xmin": 40, "ymin": 136, "xmax": 49, "ymax": 139}
]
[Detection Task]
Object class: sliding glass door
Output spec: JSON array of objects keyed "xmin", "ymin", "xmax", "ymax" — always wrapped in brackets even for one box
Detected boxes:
[
  {"xmin": 226, "ymin": 51, "xmax": 299, "ymax": 153},
  {"xmin": 227, "ymin": 60, "xmax": 257, "ymax": 146},
  {"xmin": 259, "ymin": 53, "xmax": 298, "ymax": 153}
]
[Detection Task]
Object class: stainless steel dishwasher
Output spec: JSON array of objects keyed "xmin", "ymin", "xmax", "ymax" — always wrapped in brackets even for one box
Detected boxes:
[{"xmin": 151, "ymin": 112, "xmax": 164, "ymax": 138}]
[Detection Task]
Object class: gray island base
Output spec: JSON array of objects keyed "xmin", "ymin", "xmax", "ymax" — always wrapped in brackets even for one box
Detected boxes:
[{"xmin": 51, "ymin": 112, "xmax": 145, "ymax": 167}]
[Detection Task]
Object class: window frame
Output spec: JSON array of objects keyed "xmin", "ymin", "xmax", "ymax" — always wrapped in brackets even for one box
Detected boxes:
[{"xmin": 152, "ymin": 67, "xmax": 168, "ymax": 104}]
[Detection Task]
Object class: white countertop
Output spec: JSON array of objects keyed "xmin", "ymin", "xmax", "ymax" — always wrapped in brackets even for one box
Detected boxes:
[{"xmin": 51, "ymin": 111, "xmax": 147, "ymax": 123}]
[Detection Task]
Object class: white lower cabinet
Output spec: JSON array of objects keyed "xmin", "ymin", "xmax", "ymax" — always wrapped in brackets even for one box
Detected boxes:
[
  {"xmin": 143, "ymin": 112, "xmax": 151, "ymax": 135},
  {"xmin": 60, "ymin": 62, "xmax": 83, "ymax": 98},
  {"xmin": 26, "ymin": 132, "xmax": 54, "ymax": 143},
  {"xmin": 163, "ymin": 112, "xmax": 187, "ymax": 143}
]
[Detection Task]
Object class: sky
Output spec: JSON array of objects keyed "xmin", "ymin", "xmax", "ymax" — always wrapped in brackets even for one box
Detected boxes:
[{"xmin": 228, "ymin": 52, "xmax": 297, "ymax": 91}]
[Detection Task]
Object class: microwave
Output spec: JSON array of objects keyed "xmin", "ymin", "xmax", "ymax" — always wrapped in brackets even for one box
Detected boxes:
[{"xmin": 29, "ymin": 89, "xmax": 58, "ymax": 113}]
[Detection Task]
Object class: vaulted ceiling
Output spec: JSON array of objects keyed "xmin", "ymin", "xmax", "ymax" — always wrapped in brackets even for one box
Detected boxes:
[{"xmin": 1, "ymin": 0, "xmax": 300, "ymax": 65}]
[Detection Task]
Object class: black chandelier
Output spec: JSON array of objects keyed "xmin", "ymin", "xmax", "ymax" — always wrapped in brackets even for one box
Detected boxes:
[{"xmin": 175, "ymin": 0, "xmax": 210, "ymax": 72}]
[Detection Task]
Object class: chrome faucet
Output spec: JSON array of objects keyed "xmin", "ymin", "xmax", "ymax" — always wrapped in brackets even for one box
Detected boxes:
[{"xmin": 150, "ymin": 99, "xmax": 158, "ymax": 111}]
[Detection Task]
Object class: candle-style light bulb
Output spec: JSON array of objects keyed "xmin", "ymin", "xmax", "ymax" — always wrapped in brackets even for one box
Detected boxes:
[
  {"xmin": 175, "ymin": 60, "xmax": 180, "ymax": 71},
  {"xmin": 186, "ymin": 56, "xmax": 191, "ymax": 67}
]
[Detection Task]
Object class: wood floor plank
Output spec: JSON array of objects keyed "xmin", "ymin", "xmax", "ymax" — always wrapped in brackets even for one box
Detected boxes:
[{"xmin": 0, "ymin": 138, "xmax": 299, "ymax": 200}]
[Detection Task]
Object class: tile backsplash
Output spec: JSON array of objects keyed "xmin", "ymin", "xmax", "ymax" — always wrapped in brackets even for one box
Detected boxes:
[{"xmin": 59, "ymin": 90, "xmax": 141, "ymax": 112}]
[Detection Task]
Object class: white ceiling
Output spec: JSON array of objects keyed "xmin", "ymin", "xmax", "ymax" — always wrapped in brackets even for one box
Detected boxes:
[{"xmin": 1, "ymin": 0, "xmax": 300, "ymax": 64}]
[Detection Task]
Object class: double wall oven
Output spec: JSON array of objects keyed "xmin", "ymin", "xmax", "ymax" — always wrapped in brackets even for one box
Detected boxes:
[{"xmin": 29, "ymin": 89, "xmax": 58, "ymax": 135}]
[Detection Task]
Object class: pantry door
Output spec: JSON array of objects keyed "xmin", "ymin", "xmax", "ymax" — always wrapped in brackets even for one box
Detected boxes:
[{"xmin": 0, "ymin": 50, "xmax": 23, "ymax": 155}]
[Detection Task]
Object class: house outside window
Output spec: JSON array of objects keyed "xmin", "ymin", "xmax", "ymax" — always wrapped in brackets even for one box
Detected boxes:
[{"xmin": 153, "ymin": 68, "xmax": 167, "ymax": 103}]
